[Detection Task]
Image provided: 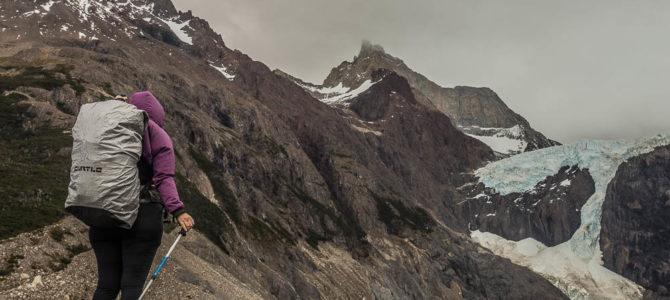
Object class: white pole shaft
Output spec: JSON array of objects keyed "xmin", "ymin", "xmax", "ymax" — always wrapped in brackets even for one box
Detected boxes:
[{"xmin": 138, "ymin": 233, "xmax": 183, "ymax": 300}]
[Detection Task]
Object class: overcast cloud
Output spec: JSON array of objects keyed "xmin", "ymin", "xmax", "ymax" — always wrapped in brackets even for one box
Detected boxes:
[{"xmin": 173, "ymin": 0, "xmax": 670, "ymax": 143}]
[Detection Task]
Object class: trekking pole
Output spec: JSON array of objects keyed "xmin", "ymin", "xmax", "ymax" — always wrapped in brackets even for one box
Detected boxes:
[{"xmin": 138, "ymin": 229, "xmax": 187, "ymax": 300}]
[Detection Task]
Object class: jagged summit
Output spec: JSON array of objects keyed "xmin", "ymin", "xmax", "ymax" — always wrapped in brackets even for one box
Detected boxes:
[
  {"xmin": 358, "ymin": 40, "xmax": 386, "ymax": 57},
  {"xmin": 278, "ymin": 41, "xmax": 560, "ymax": 156}
]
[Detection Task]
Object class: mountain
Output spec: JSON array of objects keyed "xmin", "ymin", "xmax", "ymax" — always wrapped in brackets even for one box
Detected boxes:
[
  {"xmin": 470, "ymin": 135, "xmax": 670, "ymax": 299},
  {"xmin": 0, "ymin": 0, "xmax": 567, "ymax": 299},
  {"xmin": 276, "ymin": 41, "xmax": 560, "ymax": 157}
]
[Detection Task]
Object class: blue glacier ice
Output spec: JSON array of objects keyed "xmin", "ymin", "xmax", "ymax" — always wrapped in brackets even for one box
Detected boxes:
[{"xmin": 472, "ymin": 134, "xmax": 670, "ymax": 299}]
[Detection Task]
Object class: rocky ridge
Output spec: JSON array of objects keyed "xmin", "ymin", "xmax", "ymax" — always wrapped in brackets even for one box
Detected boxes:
[{"xmin": 276, "ymin": 41, "xmax": 560, "ymax": 156}]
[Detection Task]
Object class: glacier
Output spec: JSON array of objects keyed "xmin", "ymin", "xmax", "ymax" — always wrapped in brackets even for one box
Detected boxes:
[{"xmin": 472, "ymin": 134, "xmax": 670, "ymax": 299}]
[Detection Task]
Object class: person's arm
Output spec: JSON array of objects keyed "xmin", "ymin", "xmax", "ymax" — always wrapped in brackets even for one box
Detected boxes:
[{"xmin": 150, "ymin": 126, "xmax": 194, "ymax": 231}]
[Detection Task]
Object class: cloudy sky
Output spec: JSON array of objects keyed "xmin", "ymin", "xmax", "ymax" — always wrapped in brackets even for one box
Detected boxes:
[{"xmin": 173, "ymin": 0, "xmax": 669, "ymax": 143}]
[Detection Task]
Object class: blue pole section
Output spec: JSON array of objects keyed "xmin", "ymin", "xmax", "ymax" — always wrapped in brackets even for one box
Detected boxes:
[{"xmin": 139, "ymin": 229, "xmax": 187, "ymax": 300}]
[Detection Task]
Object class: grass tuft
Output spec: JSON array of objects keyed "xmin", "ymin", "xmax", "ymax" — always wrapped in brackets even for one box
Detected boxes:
[{"xmin": 371, "ymin": 191, "xmax": 434, "ymax": 235}]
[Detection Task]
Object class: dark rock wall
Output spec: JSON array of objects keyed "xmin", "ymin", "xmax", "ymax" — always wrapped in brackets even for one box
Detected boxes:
[
  {"xmin": 464, "ymin": 165, "xmax": 595, "ymax": 246},
  {"xmin": 601, "ymin": 145, "xmax": 670, "ymax": 295}
]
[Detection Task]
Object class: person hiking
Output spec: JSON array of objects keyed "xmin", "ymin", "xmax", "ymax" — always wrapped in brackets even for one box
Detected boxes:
[{"xmin": 88, "ymin": 91, "xmax": 194, "ymax": 300}]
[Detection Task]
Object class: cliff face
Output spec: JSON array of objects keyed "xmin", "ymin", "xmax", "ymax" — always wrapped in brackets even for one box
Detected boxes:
[
  {"xmin": 463, "ymin": 165, "xmax": 595, "ymax": 247},
  {"xmin": 279, "ymin": 41, "xmax": 560, "ymax": 156},
  {"xmin": 0, "ymin": 0, "xmax": 568, "ymax": 299},
  {"xmin": 601, "ymin": 145, "xmax": 670, "ymax": 296}
]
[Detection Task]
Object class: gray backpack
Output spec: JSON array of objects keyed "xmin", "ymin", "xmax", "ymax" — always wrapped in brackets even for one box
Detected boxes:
[{"xmin": 65, "ymin": 100, "xmax": 148, "ymax": 229}]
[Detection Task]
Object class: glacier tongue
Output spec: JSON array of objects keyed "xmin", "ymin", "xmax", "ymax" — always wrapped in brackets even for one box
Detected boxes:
[{"xmin": 472, "ymin": 134, "xmax": 670, "ymax": 299}]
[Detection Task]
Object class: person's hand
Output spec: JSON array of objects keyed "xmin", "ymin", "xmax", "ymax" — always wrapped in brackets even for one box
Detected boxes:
[{"xmin": 176, "ymin": 213, "xmax": 195, "ymax": 232}]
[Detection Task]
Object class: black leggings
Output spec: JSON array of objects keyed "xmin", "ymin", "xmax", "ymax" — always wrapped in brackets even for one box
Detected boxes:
[{"xmin": 89, "ymin": 203, "xmax": 163, "ymax": 300}]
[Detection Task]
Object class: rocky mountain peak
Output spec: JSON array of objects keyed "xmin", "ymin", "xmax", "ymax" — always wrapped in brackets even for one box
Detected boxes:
[
  {"xmin": 148, "ymin": 0, "xmax": 179, "ymax": 17},
  {"xmin": 279, "ymin": 41, "xmax": 560, "ymax": 156},
  {"xmin": 358, "ymin": 40, "xmax": 386, "ymax": 58}
]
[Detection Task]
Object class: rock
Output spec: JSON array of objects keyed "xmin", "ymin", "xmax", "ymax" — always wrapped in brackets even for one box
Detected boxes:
[
  {"xmin": 464, "ymin": 165, "xmax": 595, "ymax": 246},
  {"xmin": 20, "ymin": 273, "xmax": 30, "ymax": 279},
  {"xmin": 601, "ymin": 145, "xmax": 670, "ymax": 294},
  {"xmin": 30, "ymin": 275, "xmax": 43, "ymax": 287}
]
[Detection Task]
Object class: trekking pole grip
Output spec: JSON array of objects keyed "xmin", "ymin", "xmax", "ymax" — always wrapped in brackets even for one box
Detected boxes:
[{"xmin": 179, "ymin": 228, "xmax": 187, "ymax": 236}]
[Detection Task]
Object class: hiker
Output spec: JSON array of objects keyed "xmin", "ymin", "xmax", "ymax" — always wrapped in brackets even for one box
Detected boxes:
[{"xmin": 88, "ymin": 91, "xmax": 194, "ymax": 300}]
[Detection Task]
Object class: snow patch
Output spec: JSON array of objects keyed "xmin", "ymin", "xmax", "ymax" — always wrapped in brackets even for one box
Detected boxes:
[
  {"xmin": 472, "ymin": 230, "xmax": 644, "ymax": 300},
  {"xmin": 466, "ymin": 133, "xmax": 527, "ymax": 155},
  {"xmin": 322, "ymin": 79, "xmax": 379, "ymax": 105},
  {"xmin": 350, "ymin": 125, "xmax": 382, "ymax": 136},
  {"xmin": 471, "ymin": 193, "xmax": 487, "ymax": 199},
  {"xmin": 209, "ymin": 63, "xmax": 235, "ymax": 81},
  {"xmin": 41, "ymin": 0, "xmax": 56, "ymax": 12},
  {"xmin": 159, "ymin": 18, "xmax": 193, "ymax": 45},
  {"xmin": 560, "ymin": 179, "xmax": 571, "ymax": 187},
  {"xmin": 463, "ymin": 125, "xmax": 528, "ymax": 155},
  {"xmin": 297, "ymin": 82, "xmax": 349, "ymax": 95}
]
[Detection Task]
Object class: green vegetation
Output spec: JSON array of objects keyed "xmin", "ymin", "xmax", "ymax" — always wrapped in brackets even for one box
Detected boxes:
[
  {"xmin": 188, "ymin": 148, "xmax": 300, "ymax": 249},
  {"xmin": 189, "ymin": 148, "xmax": 241, "ymax": 224},
  {"xmin": 48, "ymin": 226, "xmax": 70, "ymax": 242},
  {"xmin": 0, "ymin": 91, "xmax": 71, "ymax": 240},
  {"xmin": 287, "ymin": 183, "xmax": 369, "ymax": 256},
  {"xmin": 101, "ymin": 81, "xmax": 114, "ymax": 96},
  {"xmin": 247, "ymin": 215, "xmax": 295, "ymax": 246},
  {"xmin": 261, "ymin": 137, "xmax": 288, "ymax": 158},
  {"xmin": 66, "ymin": 243, "xmax": 89, "ymax": 256},
  {"xmin": 55, "ymin": 101, "xmax": 74, "ymax": 115},
  {"xmin": 175, "ymin": 173, "xmax": 230, "ymax": 254},
  {"xmin": 305, "ymin": 229, "xmax": 330, "ymax": 249},
  {"xmin": 47, "ymin": 243, "xmax": 90, "ymax": 272},
  {"xmin": 0, "ymin": 64, "xmax": 86, "ymax": 96},
  {"xmin": 93, "ymin": 56, "xmax": 115, "ymax": 65},
  {"xmin": 0, "ymin": 254, "xmax": 24, "ymax": 276},
  {"xmin": 371, "ymin": 191, "xmax": 434, "ymax": 235}
]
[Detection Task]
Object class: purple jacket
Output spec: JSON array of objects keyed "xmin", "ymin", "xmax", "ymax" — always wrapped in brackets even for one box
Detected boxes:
[{"xmin": 129, "ymin": 91, "xmax": 185, "ymax": 216}]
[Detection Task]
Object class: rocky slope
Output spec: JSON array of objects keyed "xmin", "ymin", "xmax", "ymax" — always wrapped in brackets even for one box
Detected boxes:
[
  {"xmin": 0, "ymin": 0, "xmax": 568, "ymax": 299},
  {"xmin": 277, "ymin": 41, "xmax": 560, "ymax": 156},
  {"xmin": 601, "ymin": 145, "xmax": 670, "ymax": 297}
]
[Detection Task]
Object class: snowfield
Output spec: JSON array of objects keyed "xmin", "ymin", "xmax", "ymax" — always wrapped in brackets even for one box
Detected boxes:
[
  {"xmin": 472, "ymin": 134, "xmax": 670, "ymax": 299},
  {"xmin": 461, "ymin": 125, "xmax": 528, "ymax": 155}
]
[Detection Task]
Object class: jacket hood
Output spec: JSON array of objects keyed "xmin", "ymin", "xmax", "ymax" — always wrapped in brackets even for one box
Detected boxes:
[{"xmin": 129, "ymin": 91, "xmax": 165, "ymax": 127}]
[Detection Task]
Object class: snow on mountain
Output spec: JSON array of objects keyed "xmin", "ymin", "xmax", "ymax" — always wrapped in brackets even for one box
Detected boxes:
[
  {"xmin": 294, "ymin": 78, "xmax": 381, "ymax": 106},
  {"xmin": 322, "ymin": 79, "xmax": 379, "ymax": 105},
  {"xmin": 461, "ymin": 125, "xmax": 528, "ymax": 155},
  {"xmin": 8, "ymin": 0, "xmax": 195, "ymax": 45},
  {"xmin": 41, "ymin": 0, "xmax": 56, "ymax": 12},
  {"xmin": 157, "ymin": 17, "xmax": 192, "ymax": 45},
  {"xmin": 472, "ymin": 134, "xmax": 670, "ymax": 299},
  {"xmin": 209, "ymin": 62, "xmax": 235, "ymax": 81}
]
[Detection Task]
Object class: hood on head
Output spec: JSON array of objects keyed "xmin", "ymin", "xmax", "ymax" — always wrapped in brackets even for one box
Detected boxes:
[{"xmin": 129, "ymin": 91, "xmax": 165, "ymax": 127}]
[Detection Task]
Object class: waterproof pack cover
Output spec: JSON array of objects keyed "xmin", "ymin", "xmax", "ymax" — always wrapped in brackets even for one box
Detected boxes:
[{"xmin": 65, "ymin": 100, "xmax": 148, "ymax": 229}]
